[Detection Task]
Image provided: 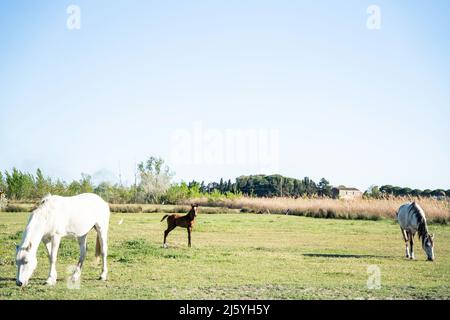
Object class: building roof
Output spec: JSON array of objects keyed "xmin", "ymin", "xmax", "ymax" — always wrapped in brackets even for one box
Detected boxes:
[{"xmin": 333, "ymin": 187, "xmax": 361, "ymax": 191}]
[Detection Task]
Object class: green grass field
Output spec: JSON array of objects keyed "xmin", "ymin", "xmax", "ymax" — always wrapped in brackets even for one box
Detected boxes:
[{"xmin": 1, "ymin": 211, "xmax": 449, "ymax": 299}]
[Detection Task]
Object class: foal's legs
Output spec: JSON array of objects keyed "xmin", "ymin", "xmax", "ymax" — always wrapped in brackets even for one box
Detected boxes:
[
  {"xmin": 71, "ymin": 234, "xmax": 87, "ymax": 282},
  {"xmin": 46, "ymin": 236, "xmax": 61, "ymax": 286},
  {"xmin": 163, "ymin": 224, "xmax": 176, "ymax": 248},
  {"xmin": 400, "ymin": 228, "xmax": 410, "ymax": 258},
  {"xmin": 187, "ymin": 226, "xmax": 192, "ymax": 248}
]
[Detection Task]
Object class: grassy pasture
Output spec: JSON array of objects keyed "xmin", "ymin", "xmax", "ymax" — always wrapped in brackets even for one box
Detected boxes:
[{"xmin": 0, "ymin": 211, "xmax": 449, "ymax": 299}]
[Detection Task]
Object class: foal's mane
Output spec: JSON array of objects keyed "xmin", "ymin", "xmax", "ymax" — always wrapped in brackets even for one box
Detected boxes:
[{"xmin": 410, "ymin": 202, "xmax": 428, "ymax": 240}]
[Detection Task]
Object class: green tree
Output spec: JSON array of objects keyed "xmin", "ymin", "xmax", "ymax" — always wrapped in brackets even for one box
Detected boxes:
[
  {"xmin": 79, "ymin": 173, "xmax": 94, "ymax": 193},
  {"xmin": 366, "ymin": 185, "xmax": 381, "ymax": 198},
  {"xmin": 5, "ymin": 168, "xmax": 35, "ymax": 200},
  {"xmin": 67, "ymin": 181, "xmax": 82, "ymax": 195},
  {"xmin": 432, "ymin": 189, "xmax": 446, "ymax": 197},
  {"xmin": 380, "ymin": 185, "xmax": 394, "ymax": 195},
  {"xmin": 94, "ymin": 182, "xmax": 114, "ymax": 202},
  {"xmin": 51, "ymin": 179, "xmax": 68, "ymax": 195},
  {"xmin": 318, "ymin": 178, "xmax": 332, "ymax": 197},
  {"xmin": 163, "ymin": 182, "xmax": 189, "ymax": 204},
  {"xmin": 0, "ymin": 171, "xmax": 6, "ymax": 193},
  {"xmin": 400, "ymin": 188, "xmax": 412, "ymax": 197},
  {"xmin": 35, "ymin": 168, "xmax": 52, "ymax": 198},
  {"xmin": 137, "ymin": 156, "xmax": 174, "ymax": 203}
]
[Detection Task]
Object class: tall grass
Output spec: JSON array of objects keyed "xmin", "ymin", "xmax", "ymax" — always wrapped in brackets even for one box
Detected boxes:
[
  {"xmin": 5, "ymin": 197, "xmax": 449, "ymax": 224},
  {"xmin": 183, "ymin": 196, "xmax": 450, "ymax": 223}
]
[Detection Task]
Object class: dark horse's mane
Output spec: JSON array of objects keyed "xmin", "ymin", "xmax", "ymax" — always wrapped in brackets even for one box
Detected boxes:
[{"xmin": 410, "ymin": 202, "xmax": 428, "ymax": 241}]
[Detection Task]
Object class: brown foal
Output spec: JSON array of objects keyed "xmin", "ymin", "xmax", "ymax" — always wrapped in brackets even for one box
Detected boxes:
[{"xmin": 161, "ymin": 204, "xmax": 199, "ymax": 248}]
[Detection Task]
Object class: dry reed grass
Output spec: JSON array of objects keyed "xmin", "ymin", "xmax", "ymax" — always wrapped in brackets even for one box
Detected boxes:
[{"xmin": 183, "ymin": 196, "xmax": 450, "ymax": 223}]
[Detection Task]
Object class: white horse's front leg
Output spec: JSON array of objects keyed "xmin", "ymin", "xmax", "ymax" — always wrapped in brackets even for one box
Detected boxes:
[
  {"xmin": 71, "ymin": 235, "xmax": 87, "ymax": 282},
  {"xmin": 43, "ymin": 239, "xmax": 53, "ymax": 284},
  {"xmin": 46, "ymin": 236, "xmax": 61, "ymax": 286}
]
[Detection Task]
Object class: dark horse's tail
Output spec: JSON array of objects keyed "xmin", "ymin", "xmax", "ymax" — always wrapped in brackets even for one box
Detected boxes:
[{"xmin": 160, "ymin": 215, "xmax": 169, "ymax": 222}]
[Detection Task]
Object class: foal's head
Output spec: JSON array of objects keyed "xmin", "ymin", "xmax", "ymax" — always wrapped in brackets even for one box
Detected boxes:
[{"xmin": 190, "ymin": 204, "xmax": 199, "ymax": 218}]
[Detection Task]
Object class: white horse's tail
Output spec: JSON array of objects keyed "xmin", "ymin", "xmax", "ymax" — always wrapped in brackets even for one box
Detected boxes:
[{"xmin": 95, "ymin": 233, "xmax": 101, "ymax": 261}]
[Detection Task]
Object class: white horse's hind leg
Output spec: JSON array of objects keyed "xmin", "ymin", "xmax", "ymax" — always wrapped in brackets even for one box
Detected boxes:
[
  {"xmin": 46, "ymin": 236, "xmax": 61, "ymax": 286},
  {"xmin": 71, "ymin": 235, "xmax": 87, "ymax": 282},
  {"xmin": 96, "ymin": 225, "xmax": 108, "ymax": 281}
]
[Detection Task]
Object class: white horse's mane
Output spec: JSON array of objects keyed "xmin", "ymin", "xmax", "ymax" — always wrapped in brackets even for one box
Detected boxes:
[
  {"xmin": 20, "ymin": 195, "xmax": 53, "ymax": 247},
  {"xmin": 32, "ymin": 194, "xmax": 53, "ymax": 218},
  {"xmin": 411, "ymin": 202, "xmax": 429, "ymax": 239}
]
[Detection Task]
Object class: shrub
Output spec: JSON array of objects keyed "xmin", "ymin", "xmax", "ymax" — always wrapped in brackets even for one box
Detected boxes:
[
  {"xmin": 4, "ymin": 205, "xmax": 27, "ymax": 212},
  {"xmin": 0, "ymin": 194, "xmax": 7, "ymax": 211},
  {"xmin": 109, "ymin": 205, "xmax": 142, "ymax": 213}
]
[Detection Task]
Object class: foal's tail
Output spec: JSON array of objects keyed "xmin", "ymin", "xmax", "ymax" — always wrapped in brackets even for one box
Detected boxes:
[{"xmin": 160, "ymin": 215, "xmax": 169, "ymax": 222}]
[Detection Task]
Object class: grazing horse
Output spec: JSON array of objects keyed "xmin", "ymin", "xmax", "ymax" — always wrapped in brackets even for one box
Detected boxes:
[
  {"xmin": 397, "ymin": 202, "xmax": 434, "ymax": 261},
  {"xmin": 161, "ymin": 204, "xmax": 199, "ymax": 248},
  {"xmin": 15, "ymin": 193, "xmax": 110, "ymax": 287}
]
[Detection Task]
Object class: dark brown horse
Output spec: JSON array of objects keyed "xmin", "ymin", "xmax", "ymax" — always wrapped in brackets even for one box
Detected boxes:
[{"xmin": 161, "ymin": 204, "xmax": 199, "ymax": 248}]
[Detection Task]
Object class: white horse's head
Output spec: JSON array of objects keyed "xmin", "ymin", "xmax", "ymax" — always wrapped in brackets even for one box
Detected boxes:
[
  {"xmin": 422, "ymin": 233, "xmax": 435, "ymax": 261},
  {"xmin": 15, "ymin": 242, "xmax": 37, "ymax": 287}
]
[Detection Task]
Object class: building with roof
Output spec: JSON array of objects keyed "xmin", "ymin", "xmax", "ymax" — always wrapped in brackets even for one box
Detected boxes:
[{"xmin": 331, "ymin": 186, "xmax": 363, "ymax": 200}]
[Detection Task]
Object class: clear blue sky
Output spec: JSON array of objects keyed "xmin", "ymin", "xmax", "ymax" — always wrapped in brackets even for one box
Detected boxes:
[{"xmin": 1, "ymin": 1, "xmax": 449, "ymax": 191}]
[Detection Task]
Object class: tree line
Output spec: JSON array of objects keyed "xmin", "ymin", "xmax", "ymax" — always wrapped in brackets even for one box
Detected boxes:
[
  {"xmin": 366, "ymin": 185, "xmax": 449, "ymax": 199},
  {"xmin": 1, "ymin": 157, "xmax": 448, "ymax": 204}
]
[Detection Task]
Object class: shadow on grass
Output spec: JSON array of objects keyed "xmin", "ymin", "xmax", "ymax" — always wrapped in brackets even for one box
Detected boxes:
[
  {"xmin": 0, "ymin": 277, "xmax": 51, "ymax": 283},
  {"xmin": 303, "ymin": 253, "xmax": 392, "ymax": 259},
  {"xmin": 0, "ymin": 277, "xmax": 16, "ymax": 283}
]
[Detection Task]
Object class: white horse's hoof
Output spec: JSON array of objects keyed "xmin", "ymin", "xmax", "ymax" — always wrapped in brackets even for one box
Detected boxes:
[
  {"xmin": 99, "ymin": 274, "xmax": 107, "ymax": 281},
  {"xmin": 45, "ymin": 278, "xmax": 56, "ymax": 286},
  {"xmin": 163, "ymin": 244, "xmax": 168, "ymax": 249}
]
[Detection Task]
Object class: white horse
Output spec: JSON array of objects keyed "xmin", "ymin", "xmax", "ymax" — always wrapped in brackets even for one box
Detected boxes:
[
  {"xmin": 397, "ymin": 202, "xmax": 434, "ymax": 261},
  {"xmin": 15, "ymin": 193, "xmax": 110, "ymax": 287}
]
